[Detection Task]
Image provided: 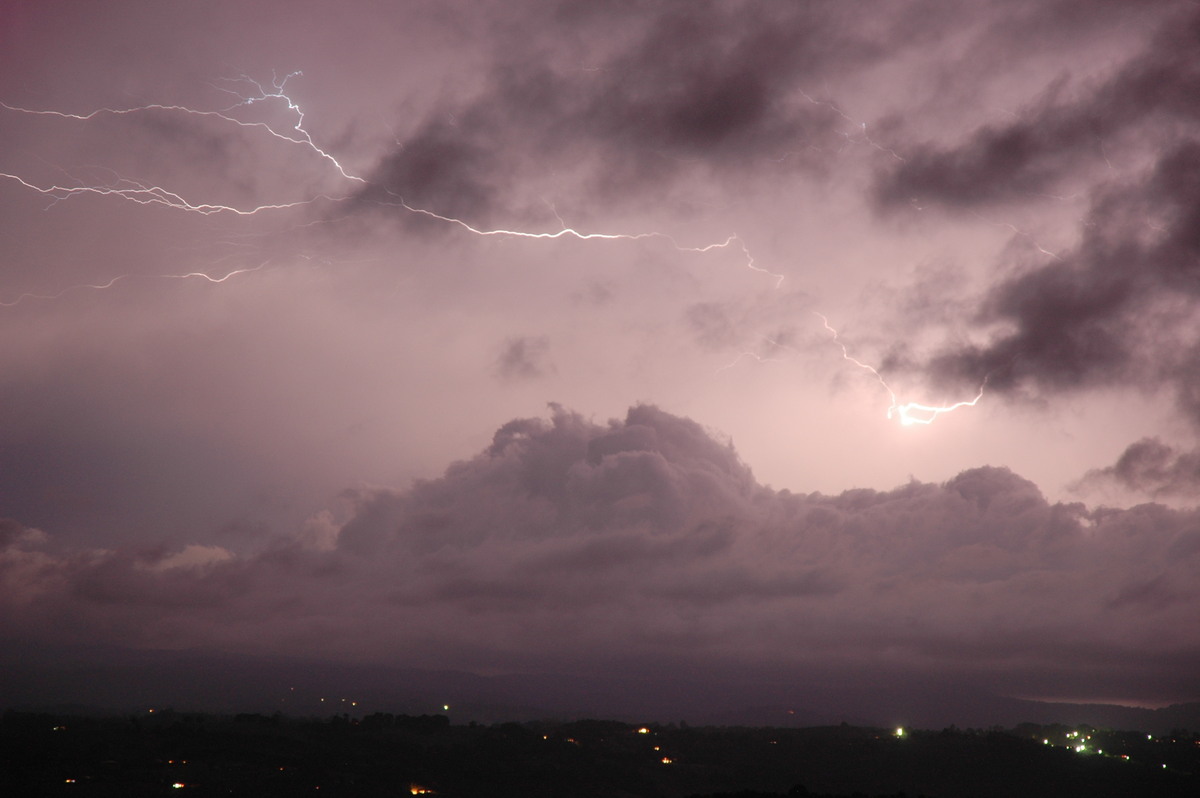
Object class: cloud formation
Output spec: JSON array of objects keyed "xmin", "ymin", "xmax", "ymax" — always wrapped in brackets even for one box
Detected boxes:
[
  {"xmin": 3, "ymin": 406, "xmax": 1196, "ymax": 703},
  {"xmin": 3, "ymin": 0, "xmax": 1200, "ymax": 718},
  {"xmin": 354, "ymin": 1, "xmax": 905, "ymax": 225},
  {"xmin": 874, "ymin": 3, "xmax": 1200, "ymax": 212},
  {"xmin": 857, "ymin": 5, "xmax": 1200, "ymax": 444},
  {"xmin": 1077, "ymin": 437, "xmax": 1200, "ymax": 498}
]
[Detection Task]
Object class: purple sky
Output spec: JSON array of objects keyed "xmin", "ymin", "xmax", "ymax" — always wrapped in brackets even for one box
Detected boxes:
[{"xmin": 2, "ymin": 1, "xmax": 1198, "ymax": 710}]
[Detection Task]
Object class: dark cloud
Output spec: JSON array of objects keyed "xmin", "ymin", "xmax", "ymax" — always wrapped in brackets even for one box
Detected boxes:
[
  {"xmin": 2, "ymin": 406, "xmax": 1197, "ymax": 701},
  {"xmin": 874, "ymin": 3, "xmax": 1200, "ymax": 211},
  {"xmin": 494, "ymin": 335, "xmax": 554, "ymax": 381},
  {"xmin": 1077, "ymin": 437, "xmax": 1200, "ymax": 498},
  {"xmin": 355, "ymin": 120, "xmax": 501, "ymax": 223},
  {"xmin": 353, "ymin": 1, "xmax": 899, "ymax": 224},
  {"xmin": 920, "ymin": 138, "xmax": 1200, "ymax": 408}
]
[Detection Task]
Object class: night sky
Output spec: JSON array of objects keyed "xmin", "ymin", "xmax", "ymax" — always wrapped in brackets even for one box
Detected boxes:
[{"xmin": 2, "ymin": 1, "xmax": 1199, "ymax": 712}]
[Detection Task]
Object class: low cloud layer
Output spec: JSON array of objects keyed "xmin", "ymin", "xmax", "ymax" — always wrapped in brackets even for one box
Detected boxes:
[{"xmin": 4, "ymin": 406, "xmax": 1196, "ymax": 703}]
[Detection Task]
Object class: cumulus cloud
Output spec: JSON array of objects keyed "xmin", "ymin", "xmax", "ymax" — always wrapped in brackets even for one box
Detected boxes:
[{"xmin": 2, "ymin": 406, "xmax": 1197, "ymax": 702}]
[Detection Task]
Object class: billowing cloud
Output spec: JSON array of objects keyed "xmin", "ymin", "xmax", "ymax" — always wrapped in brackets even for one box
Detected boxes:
[{"xmin": 3, "ymin": 406, "xmax": 1196, "ymax": 703}]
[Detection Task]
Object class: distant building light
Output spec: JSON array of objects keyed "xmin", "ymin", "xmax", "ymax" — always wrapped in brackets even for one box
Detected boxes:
[
  {"xmin": 410, "ymin": 785, "xmax": 437, "ymax": 795},
  {"xmin": 637, "ymin": 727, "xmax": 650, "ymax": 734},
  {"xmin": 1043, "ymin": 739, "xmax": 1049, "ymax": 745},
  {"xmin": 661, "ymin": 757, "xmax": 673, "ymax": 764},
  {"xmin": 443, "ymin": 704, "xmax": 450, "ymax": 711},
  {"xmin": 895, "ymin": 728, "xmax": 905, "ymax": 737},
  {"xmin": 64, "ymin": 779, "xmax": 76, "ymax": 784},
  {"xmin": 172, "ymin": 784, "xmax": 185, "ymax": 789}
]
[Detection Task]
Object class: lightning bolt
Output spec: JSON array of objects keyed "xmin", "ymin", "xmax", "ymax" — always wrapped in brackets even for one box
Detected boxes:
[
  {"xmin": 0, "ymin": 171, "xmax": 337, "ymax": 216},
  {"xmin": 5, "ymin": 72, "xmax": 983, "ymax": 428},
  {"xmin": 1, "ymin": 72, "xmax": 780, "ymax": 305},
  {"xmin": 814, "ymin": 313, "xmax": 986, "ymax": 426},
  {"xmin": 1, "ymin": 71, "xmax": 364, "ymax": 185},
  {"xmin": 0, "ymin": 263, "xmax": 271, "ymax": 307}
]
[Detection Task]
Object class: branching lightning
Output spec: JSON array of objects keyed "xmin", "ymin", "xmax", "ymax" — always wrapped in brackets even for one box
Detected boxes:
[
  {"xmin": 815, "ymin": 312, "xmax": 986, "ymax": 426},
  {"xmin": 1, "ymin": 72, "xmax": 779, "ymax": 305},
  {"xmin": 0, "ymin": 262, "xmax": 271, "ymax": 307},
  {"xmin": 375, "ymin": 195, "xmax": 784, "ymax": 287},
  {"xmin": 4, "ymin": 72, "xmax": 986, "ymax": 427}
]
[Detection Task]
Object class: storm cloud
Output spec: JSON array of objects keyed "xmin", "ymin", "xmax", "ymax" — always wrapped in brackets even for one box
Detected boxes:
[
  {"xmin": 4, "ymin": 406, "xmax": 1197, "ymax": 702},
  {"xmin": 3, "ymin": 0, "xmax": 1200, "ymax": 718}
]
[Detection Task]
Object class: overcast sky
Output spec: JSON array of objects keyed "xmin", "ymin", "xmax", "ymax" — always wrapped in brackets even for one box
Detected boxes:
[{"xmin": 2, "ymin": 0, "xmax": 1198, "ymax": 710}]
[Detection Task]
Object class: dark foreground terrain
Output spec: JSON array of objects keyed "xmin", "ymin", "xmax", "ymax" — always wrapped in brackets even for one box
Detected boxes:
[{"xmin": 3, "ymin": 710, "xmax": 1197, "ymax": 797}]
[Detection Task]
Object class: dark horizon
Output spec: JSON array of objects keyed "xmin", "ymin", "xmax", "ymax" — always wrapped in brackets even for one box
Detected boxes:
[{"xmin": 5, "ymin": 641, "xmax": 1200, "ymax": 737}]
